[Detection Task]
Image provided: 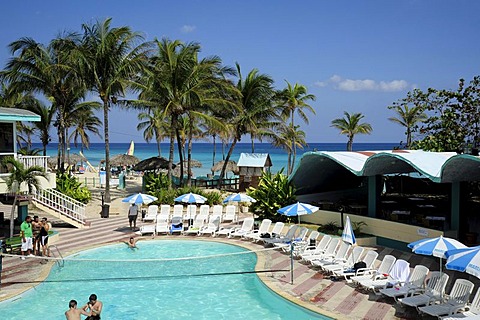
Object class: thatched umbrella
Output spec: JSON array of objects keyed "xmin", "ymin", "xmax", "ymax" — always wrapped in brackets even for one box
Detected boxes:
[
  {"xmin": 177, "ymin": 159, "xmax": 202, "ymax": 168},
  {"xmin": 132, "ymin": 156, "xmax": 173, "ymax": 172},
  {"xmin": 47, "ymin": 153, "xmax": 84, "ymax": 169},
  {"xmin": 110, "ymin": 154, "xmax": 140, "ymax": 167},
  {"xmin": 211, "ymin": 160, "xmax": 239, "ymax": 174},
  {"xmin": 172, "ymin": 165, "xmax": 193, "ymax": 177}
]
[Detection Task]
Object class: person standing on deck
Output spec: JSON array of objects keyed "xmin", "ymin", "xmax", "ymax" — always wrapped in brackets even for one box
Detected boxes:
[
  {"xmin": 128, "ymin": 203, "xmax": 138, "ymax": 230},
  {"xmin": 39, "ymin": 217, "xmax": 50, "ymax": 257},
  {"xmin": 32, "ymin": 215, "xmax": 41, "ymax": 255},
  {"xmin": 20, "ymin": 215, "xmax": 33, "ymax": 260}
]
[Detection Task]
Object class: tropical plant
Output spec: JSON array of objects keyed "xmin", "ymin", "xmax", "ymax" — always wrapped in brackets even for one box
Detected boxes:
[
  {"xmin": 144, "ymin": 172, "xmax": 170, "ymax": 193},
  {"xmin": 1, "ymin": 157, "xmax": 47, "ymax": 237},
  {"xmin": 317, "ymin": 221, "xmax": 339, "ymax": 234},
  {"xmin": 68, "ymin": 104, "xmax": 102, "ymax": 155},
  {"xmin": 56, "ymin": 172, "xmax": 91, "ymax": 204},
  {"xmin": 388, "ymin": 96, "xmax": 427, "ymax": 149},
  {"xmin": 137, "ymin": 108, "xmax": 168, "ymax": 156},
  {"xmin": 331, "ymin": 111, "xmax": 373, "ymax": 151},
  {"xmin": 28, "ymin": 102, "xmax": 55, "ymax": 156},
  {"xmin": 79, "ymin": 18, "xmax": 150, "ymax": 202},
  {"xmin": 267, "ymin": 123, "xmax": 307, "ymax": 175},
  {"xmin": 247, "ymin": 169, "xmax": 297, "ymax": 221},
  {"xmin": 277, "ymin": 81, "xmax": 316, "ymax": 172},
  {"xmin": 352, "ymin": 221, "xmax": 368, "ymax": 236}
]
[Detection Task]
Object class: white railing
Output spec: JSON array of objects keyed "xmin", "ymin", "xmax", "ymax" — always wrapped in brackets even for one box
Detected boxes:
[
  {"xmin": 17, "ymin": 155, "xmax": 49, "ymax": 171},
  {"xmin": 32, "ymin": 188, "xmax": 86, "ymax": 224}
]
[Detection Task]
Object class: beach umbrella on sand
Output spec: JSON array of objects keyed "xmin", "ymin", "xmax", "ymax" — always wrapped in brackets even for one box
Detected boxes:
[
  {"xmin": 446, "ymin": 246, "xmax": 480, "ymax": 279},
  {"xmin": 47, "ymin": 154, "xmax": 85, "ymax": 169},
  {"xmin": 132, "ymin": 157, "xmax": 172, "ymax": 172},
  {"xmin": 175, "ymin": 192, "xmax": 206, "ymax": 204},
  {"xmin": 341, "ymin": 216, "xmax": 356, "ymax": 245},
  {"xmin": 177, "ymin": 159, "xmax": 202, "ymax": 168},
  {"xmin": 110, "ymin": 154, "xmax": 140, "ymax": 167},
  {"xmin": 278, "ymin": 202, "xmax": 319, "ymax": 224},
  {"xmin": 122, "ymin": 193, "xmax": 158, "ymax": 205},
  {"xmin": 211, "ymin": 160, "xmax": 239, "ymax": 174},
  {"xmin": 408, "ymin": 236, "xmax": 467, "ymax": 274},
  {"xmin": 223, "ymin": 193, "xmax": 256, "ymax": 204}
]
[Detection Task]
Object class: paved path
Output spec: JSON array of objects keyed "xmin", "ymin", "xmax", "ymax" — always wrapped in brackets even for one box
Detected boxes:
[{"xmin": 1, "ymin": 216, "xmax": 478, "ymax": 319}]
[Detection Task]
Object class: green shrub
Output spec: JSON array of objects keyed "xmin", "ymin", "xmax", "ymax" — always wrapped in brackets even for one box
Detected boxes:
[
  {"xmin": 247, "ymin": 169, "xmax": 296, "ymax": 221},
  {"xmin": 318, "ymin": 221, "xmax": 339, "ymax": 234},
  {"xmin": 56, "ymin": 173, "xmax": 91, "ymax": 204}
]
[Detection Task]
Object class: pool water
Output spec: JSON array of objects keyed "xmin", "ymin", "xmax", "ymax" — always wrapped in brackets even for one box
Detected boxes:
[{"xmin": 1, "ymin": 240, "xmax": 328, "ymax": 319}]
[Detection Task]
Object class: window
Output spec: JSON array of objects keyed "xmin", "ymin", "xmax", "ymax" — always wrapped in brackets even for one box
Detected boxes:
[{"xmin": 0, "ymin": 123, "xmax": 14, "ymax": 153}]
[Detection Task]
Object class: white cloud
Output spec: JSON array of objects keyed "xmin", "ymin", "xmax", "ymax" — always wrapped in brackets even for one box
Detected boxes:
[
  {"xmin": 316, "ymin": 74, "xmax": 410, "ymax": 92},
  {"xmin": 180, "ymin": 25, "xmax": 196, "ymax": 33}
]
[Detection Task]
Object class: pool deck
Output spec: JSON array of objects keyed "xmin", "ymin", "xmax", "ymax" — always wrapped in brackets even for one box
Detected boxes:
[{"xmin": 1, "ymin": 216, "xmax": 477, "ymax": 319}]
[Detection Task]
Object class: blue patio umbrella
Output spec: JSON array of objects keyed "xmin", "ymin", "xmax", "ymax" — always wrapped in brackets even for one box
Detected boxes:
[
  {"xmin": 278, "ymin": 202, "xmax": 319, "ymax": 224},
  {"xmin": 122, "ymin": 193, "xmax": 158, "ymax": 205},
  {"xmin": 223, "ymin": 193, "xmax": 256, "ymax": 203},
  {"xmin": 174, "ymin": 192, "xmax": 207, "ymax": 204},
  {"xmin": 408, "ymin": 235, "xmax": 467, "ymax": 273},
  {"xmin": 341, "ymin": 215, "xmax": 356, "ymax": 245},
  {"xmin": 445, "ymin": 247, "xmax": 480, "ymax": 279}
]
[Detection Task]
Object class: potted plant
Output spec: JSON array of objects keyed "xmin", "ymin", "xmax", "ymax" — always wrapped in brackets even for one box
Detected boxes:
[{"xmin": 239, "ymin": 202, "xmax": 250, "ymax": 213}]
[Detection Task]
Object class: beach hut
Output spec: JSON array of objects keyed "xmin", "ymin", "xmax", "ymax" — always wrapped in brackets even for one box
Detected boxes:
[{"xmin": 237, "ymin": 153, "xmax": 272, "ymax": 191}]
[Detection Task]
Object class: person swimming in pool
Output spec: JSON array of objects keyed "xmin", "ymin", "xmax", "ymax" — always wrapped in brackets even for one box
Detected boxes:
[
  {"xmin": 65, "ymin": 299, "xmax": 91, "ymax": 320},
  {"xmin": 83, "ymin": 294, "xmax": 102, "ymax": 320},
  {"xmin": 123, "ymin": 237, "xmax": 138, "ymax": 249}
]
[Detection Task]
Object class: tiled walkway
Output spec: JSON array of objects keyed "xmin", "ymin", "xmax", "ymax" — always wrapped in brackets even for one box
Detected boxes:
[{"xmin": 1, "ymin": 217, "xmax": 477, "ymax": 319}]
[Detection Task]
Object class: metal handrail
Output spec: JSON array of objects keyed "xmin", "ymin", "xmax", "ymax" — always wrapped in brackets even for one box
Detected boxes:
[{"xmin": 49, "ymin": 244, "xmax": 64, "ymax": 268}]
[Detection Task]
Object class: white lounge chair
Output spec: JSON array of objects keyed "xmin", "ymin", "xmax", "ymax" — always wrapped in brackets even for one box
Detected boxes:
[
  {"xmin": 223, "ymin": 205, "xmax": 237, "ymax": 223},
  {"xmin": 298, "ymin": 235, "xmax": 331, "ymax": 259},
  {"xmin": 418, "ymin": 279, "xmax": 474, "ymax": 318},
  {"xmin": 184, "ymin": 204, "xmax": 197, "ymax": 221},
  {"xmin": 264, "ymin": 225, "xmax": 299, "ymax": 246},
  {"xmin": 137, "ymin": 223, "xmax": 156, "ymax": 236},
  {"xmin": 243, "ymin": 219, "xmax": 272, "ymax": 241},
  {"xmin": 198, "ymin": 216, "xmax": 221, "ymax": 237},
  {"xmin": 216, "ymin": 217, "xmax": 251, "ymax": 238},
  {"xmin": 197, "ymin": 205, "xmax": 210, "ymax": 222},
  {"xmin": 302, "ymin": 237, "xmax": 340, "ymax": 263},
  {"xmin": 441, "ymin": 287, "xmax": 480, "ymax": 320},
  {"xmin": 311, "ymin": 241, "xmax": 351, "ymax": 268},
  {"xmin": 349, "ymin": 254, "xmax": 396, "ymax": 284},
  {"xmin": 274, "ymin": 227, "xmax": 309, "ymax": 250},
  {"xmin": 160, "ymin": 204, "xmax": 171, "ymax": 216},
  {"xmin": 183, "ymin": 217, "xmax": 204, "ymax": 235},
  {"xmin": 156, "ymin": 216, "xmax": 170, "ymax": 235},
  {"xmin": 284, "ymin": 230, "xmax": 320, "ymax": 254},
  {"xmin": 255, "ymin": 222, "xmax": 285, "ymax": 243},
  {"xmin": 322, "ymin": 246, "xmax": 365, "ymax": 274},
  {"xmin": 173, "ymin": 204, "xmax": 183, "ymax": 218},
  {"xmin": 170, "ymin": 216, "xmax": 183, "ymax": 234},
  {"xmin": 379, "ymin": 265, "xmax": 429, "ymax": 301},
  {"xmin": 399, "ymin": 271, "xmax": 449, "ymax": 309},
  {"xmin": 333, "ymin": 250, "xmax": 379, "ymax": 280},
  {"xmin": 357, "ymin": 259, "xmax": 410, "ymax": 292},
  {"xmin": 228, "ymin": 217, "xmax": 255, "ymax": 238},
  {"xmin": 212, "ymin": 205, "xmax": 223, "ymax": 222},
  {"xmin": 143, "ymin": 205, "xmax": 158, "ymax": 222}
]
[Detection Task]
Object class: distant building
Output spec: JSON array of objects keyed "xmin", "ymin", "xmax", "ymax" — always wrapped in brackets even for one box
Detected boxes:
[{"xmin": 237, "ymin": 153, "xmax": 272, "ymax": 191}]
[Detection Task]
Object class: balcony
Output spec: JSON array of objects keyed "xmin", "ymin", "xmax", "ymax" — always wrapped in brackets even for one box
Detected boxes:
[{"xmin": 17, "ymin": 155, "xmax": 49, "ymax": 172}]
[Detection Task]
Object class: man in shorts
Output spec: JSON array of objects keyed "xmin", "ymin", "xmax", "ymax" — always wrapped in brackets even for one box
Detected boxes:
[
  {"xmin": 128, "ymin": 203, "xmax": 138, "ymax": 230},
  {"xmin": 65, "ymin": 300, "xmax": 91, "ymax": 320},
  {"xmin": 83, "ymin": 293, "xmax": 102, "ymax": 320},
  {"xmin": 32, "ymin": 215, "xmax": 41, "ymax": 255},
  {"xmin": 20, "ymin": 215, "xmax": 33, "ymax": 260}
]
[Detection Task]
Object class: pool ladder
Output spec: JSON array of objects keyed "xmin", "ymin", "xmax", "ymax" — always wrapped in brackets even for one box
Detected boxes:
[{"xmin": 49, "ymin": 245, "xmax": 64, "ymax": 268}]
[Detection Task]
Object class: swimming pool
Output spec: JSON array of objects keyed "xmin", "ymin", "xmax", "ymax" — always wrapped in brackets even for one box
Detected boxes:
[{"xmin": 1, "ymin": 240, "xmax": 329, "ymax": 319}]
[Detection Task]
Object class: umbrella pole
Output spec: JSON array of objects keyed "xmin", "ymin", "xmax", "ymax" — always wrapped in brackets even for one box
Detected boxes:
[{"xmin": 290, "ymin": 241, "xmax": 294, "ymax": 285}]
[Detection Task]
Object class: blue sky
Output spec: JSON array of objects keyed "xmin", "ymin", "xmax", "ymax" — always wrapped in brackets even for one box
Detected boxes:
[{"xmin": 1, "ymin": 0, "xmax": 479, "ymax": 143}]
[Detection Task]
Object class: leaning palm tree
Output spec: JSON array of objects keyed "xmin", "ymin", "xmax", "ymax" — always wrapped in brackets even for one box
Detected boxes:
[
  {"xmin": 331, "ymin": 111, "xmax": 373, "ymax": 151},
  {"xmin": 2, "ymin": 157, "xmax": 47, "ymax": 237},
  {"xmin": 28, "ymin": 102, "xmax": 55, "ymax": 156},
  {"xmin": 137, "ymin": 109, "xmax": 168, "ymax": 157},
  {"xmin": 277, "ymin": 81, "xmax": 316, "ymax": 170},
  {"xmin": 68, "ymin": 105, "xmax": 102, "ymax": 156},
  {"xmin": 79, "ymin": 18, "xmax": 150, "ymax": 202},
  {"xmin": 266, "ymin": 123, "xmax": 307, "ymax": 174},
  {"xmin": 388, "ymin": 105, "xmax": 427, "ymax": 149}
]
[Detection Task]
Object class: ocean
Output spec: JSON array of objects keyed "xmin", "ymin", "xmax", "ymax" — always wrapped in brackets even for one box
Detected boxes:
[{"xmin": 33, "ymin": 142, "xmax": 398, "ymax": 177}]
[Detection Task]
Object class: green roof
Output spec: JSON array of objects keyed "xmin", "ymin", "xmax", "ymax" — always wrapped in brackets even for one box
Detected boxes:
[{"xmin": 0, "ymin": 107, "xmax": 40, "ymax": 122}]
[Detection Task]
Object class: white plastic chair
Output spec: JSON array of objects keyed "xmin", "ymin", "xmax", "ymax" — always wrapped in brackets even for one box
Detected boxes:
[
  {"xmin": 197, "ymin": 205, "xmax": 210, "ymax": 222},
  {"xmin": 350, "ymin": 254, "xmax": 396, "ymax": 284},
  {"xmin": 357, "ymin": 259, "xmax": 410, "ymax": 292},
  {"xmin": 298, "ymin": 235, "xmax": 331, "ymax": 259},
  {"xmin": 334, "ymin": 250, "xmax": 379, "ymax": 280},
  {"xmin": 183, "ymin": 204, "xmax": 197, "ymax": 221},
  {"xmin": 160, "ymin": 204, "xmax": 171, "ymax": 216},
  {"xmin": 243, "ymin": 219, "xmax": 272, "ymax": 240},
  {"xmin": 379, "ymin": 265, "xmax": 429, "ymax": 300},
  {"xmin": 311, "ymin": 241, "xmax": 351, "ymax": 268},
  {"xmin": 198, "ymin": 216, "xmax": 221, "ymax": 237},
  {"xmin": 183, "ymin": 217, "xmax": 204, "ymax": 235},
  {"xmin": 156, "ymin": 216, "xmax": 170, "ymax": 235},
  {"xmin": 173, "ymin": 204, "xmax": 183, "ymax": 218},
  {"xmin": 399, "ymin": 271, "xmax": 449, "ymax": 309},
  {"xmin": 418, "ymin": 279, "xmax": 474, "ymax": 318},
  {"xmin": 143, "ymin": 205, "xmax": 158, "ymax": 222},
  {"xmin": 222, "ymin": 205, "xmax": 237, "ymax": 223},
  {"xmin": 212, "ymin": 205, "xmax": 223, "ymax": 222},
  {"xmin": 228, "ymin": 217, "xmax": 255, "ymax": 238},
  {"xmin": 441, "ymin": 287, "xmax": 480, "ymax": 319},
  {"xmin": 322, "ymin": 246, "xmax": 365, "ymax": 274},
  {"xmin": 255, "ymin": 222, "xmax": 285, "ymax": 243},
  {"xmin": 302, "ymin": 237, "xmax": 340, "ymax": 263}
]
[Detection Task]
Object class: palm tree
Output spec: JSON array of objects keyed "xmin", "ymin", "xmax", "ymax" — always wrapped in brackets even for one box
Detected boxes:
[
  {"xmin": 217, "ymin": 64, "xmax": 274, "ymax": 186},
  {"xmin": 28, "ymin": 102, "xmax": 55, "ymax": 156},
  {"xmin": 267, "ymin": 123, "xmax": 307, "ymax": 174},
  {"xmin": 331, "ymin": 111, "xmax": 373, "ymax": 151},
  {"xmin": 68, "ymin": 105, "xmax": 102, "ymax": 156},
  {"xmin": 137, "ymin": 109, "xmax": 168, "ymax": 156},
  {"xmin": 388, "ymin": 105, "xmax": 427, "ymax": 149},
  {"xmin": 79, "ymin": 18, "xmax": 150, "ymax": 202},
  {"xmin": 4, "ymin": 34, "xmax": 86, "ymax": 170},
  {"xmin": 277, "ymin": 81, "xmax": 316, "ymax": 172},
  {"xmin": 2, "ymin": 157, "xmax": 47, "ymax": 237}
]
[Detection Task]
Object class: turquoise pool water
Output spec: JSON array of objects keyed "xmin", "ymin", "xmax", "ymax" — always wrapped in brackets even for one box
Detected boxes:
[{"xmin": 1, "ymin": 240, "xmax": 328, "ymax": 319}]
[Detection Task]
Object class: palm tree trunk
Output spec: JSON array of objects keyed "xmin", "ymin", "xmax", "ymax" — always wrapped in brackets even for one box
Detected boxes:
[
  {"xmin": 287, "ymin": 150, "xmax": 292, "ymax": 175},
  {"xmin": 167, "ymin": 116, "xmax": 176, "ymax": 189},
  {"xmin": 103, "ymin": 99, "xmax": 111, "ymax": 203},
  {"xmin": 156, "ymin": 135, "xmax": 162, "ymax": 157},
  {"xmin": 212, "ymin": 134, "xmax": 216, "ymax": 167},
  {"xmin": 251, "ymin": 136, "xmax": 255, "ymax": 153},
  {"xmin": 347, "ymin": 137, "xmax": 353, "ymax": 151},
  {"xmin": 9, "ymin": 194, "xmax": 17, "ymax": 238},
  {"xmin": 186, "ymin": 116, "xmax": 193, "ymax": 186},
  {"xmin": 176, "ymin": 129, "xmax": 184, "ymax": 187},
  {"xmin": 406, "ymin": 128, "xmax": 412, "ymax": 149},
  {"xmin": 291, "ymin": 145, "xmax": 297, "ymax": 175},
  {"xmin": 218, "ymin": 137, "xmax": 238, "ymax": 188}
]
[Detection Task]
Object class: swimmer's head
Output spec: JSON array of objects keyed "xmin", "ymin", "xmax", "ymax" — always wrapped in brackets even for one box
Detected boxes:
[{"xmin": 69, "ymin": 300, "xmax": 77, "ymax": 308}]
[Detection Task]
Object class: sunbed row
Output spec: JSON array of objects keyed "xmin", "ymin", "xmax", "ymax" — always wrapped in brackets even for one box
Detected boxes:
[{"xmin": 142, "ymin": 204, "xmax": 238, "ymax": 223}]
